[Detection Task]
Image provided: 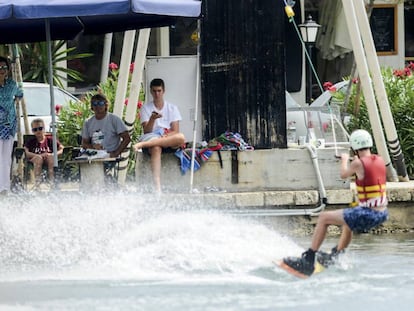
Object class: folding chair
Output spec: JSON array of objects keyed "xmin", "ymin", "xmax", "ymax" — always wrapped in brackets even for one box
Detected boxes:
[{"xmin": 20, "ymin": 134, "xmax": 73, "ymax": 190}]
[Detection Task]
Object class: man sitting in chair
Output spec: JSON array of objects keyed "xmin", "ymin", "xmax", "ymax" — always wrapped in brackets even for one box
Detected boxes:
[
  {"xmin": 133, "ymin": 78, "xmax": 185, "ymax": 193},
  {"xmin": 24, "ymin": 118, "xmax": 64, "ymax": 183},
  {"xmin": 81, "ymin": 93, "xmax": 131, "ymax": 161}
]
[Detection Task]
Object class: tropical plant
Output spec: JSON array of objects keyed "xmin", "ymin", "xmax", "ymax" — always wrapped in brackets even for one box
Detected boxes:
[
  {"xmin": 19, "ymin": 41, "xmax": 93, "ymax": 88},
  {"xmin": 56, "ymin": 99, "xmax": 92, "ymax": 147},
  {"xmin": 327, "ymin": 62, "xmax": 414, "ymax": 177}
]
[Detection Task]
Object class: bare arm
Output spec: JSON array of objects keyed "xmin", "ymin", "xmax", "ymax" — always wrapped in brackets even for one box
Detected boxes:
[
  {"xmin": 167, "ymin": 120, "xmax": 180, "ymax": 136},
  {"xmin": 81, "ymin": 137, "xmax": 94, "ymax": 149},
  {"xmin": 142, "ymin": 111, "xmax": 162, "ymax": 134},
  {"xmin": 340, "ymin": 153, "xmax": 363, "ymax": 179},
  {"xmin": 24, "ymin": 146, "xmax": 41, "ymax": 160},
  {"xmin": 109, "ymin": 131, "xmax": 131, "ymax": 158},
  {"xmin": 56, "ymin": 143, "xmax": 64, "ymax": 156}
]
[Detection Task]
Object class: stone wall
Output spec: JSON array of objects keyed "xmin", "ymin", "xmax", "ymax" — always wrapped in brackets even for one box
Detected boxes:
[{"xmin": 135, "ymin": 147, "xmax": 350, "ymax": 193}]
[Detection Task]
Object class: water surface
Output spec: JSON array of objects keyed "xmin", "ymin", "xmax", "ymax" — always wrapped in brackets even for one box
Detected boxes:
[{"xmin": 0, "ymin": 192, "xmax": 412, "ymax": 310}]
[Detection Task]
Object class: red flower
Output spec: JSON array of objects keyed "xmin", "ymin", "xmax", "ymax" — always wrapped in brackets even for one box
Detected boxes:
[
  {"xmin": 328, "ymin": 86, "xmax": 337, "ymax": 93},
  {"xmin": 352, "ymin": 78, "xmax": 359, "ymax": 84},
  {"xmin": 393, "ymin": 69, "xmax": 403, "ymax": 77},
  {"xmin": 124, "ymin": 98, "xmax": 142, "ymax": 108},
  {"xmin": 55, "ymin": 104, "xmax": 62, "ymax": 115},
  {"xmin": 408, "ymin": 62, "xmax": 414, "ymax": 71},
  {"xmin": 129, "ymin": 62, "xmax": 135, "ymax": 74},
  {"xmin": 74, "ymin": 111, "xmax": 82, "ymax": 116},
  {"xmin": 323, "ymin": 81, "xmax": 333, "ymax": 91},
  {"xmin": 109, "ymin": 62, "xmax": 118, "ymax": 71}
]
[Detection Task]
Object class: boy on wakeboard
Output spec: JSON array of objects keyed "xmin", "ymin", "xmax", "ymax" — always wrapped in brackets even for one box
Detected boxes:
[{"xmin": 282, "ymin": 129, "xmax": 388, "ymax": 277}]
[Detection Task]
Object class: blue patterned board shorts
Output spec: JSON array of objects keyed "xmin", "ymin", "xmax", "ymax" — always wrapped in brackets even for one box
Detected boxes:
[{"xmin": 343, "ymin": 206, "xmax": 388, "ymax": 232}]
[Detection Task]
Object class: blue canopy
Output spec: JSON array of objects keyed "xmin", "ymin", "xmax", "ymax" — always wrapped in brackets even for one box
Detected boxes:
[{"xmin": 0, "ymin": 0, "xmax": 201, "ymax": 43}]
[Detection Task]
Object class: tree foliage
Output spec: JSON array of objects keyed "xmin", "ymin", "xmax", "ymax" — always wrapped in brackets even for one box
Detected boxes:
[
  {"xmin": 19, "ymin": 41, "xmax": 92, "ymax": 88},
  {"xmin": 329, "ymin": 63, "xmax": 414, "ymax": 177}
]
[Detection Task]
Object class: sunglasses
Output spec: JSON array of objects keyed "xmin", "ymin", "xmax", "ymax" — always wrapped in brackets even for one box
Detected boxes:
[
  {"xmin": 91, "ymin": 100, "xmax": 106, "ymax": 107},
  {"xmin": 32, "ymin": 126, "xmax": 44, "ymax": 132},
  {"xmin": 0, "ymin": 65, "xmax": 8, "ymax": 70}
]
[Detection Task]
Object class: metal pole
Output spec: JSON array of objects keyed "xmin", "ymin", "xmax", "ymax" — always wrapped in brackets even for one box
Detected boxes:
[
  {"xmin": 308, "ymin": 44, "xmax": 312, "ymax": 104},
  {"xmin": 190, "ymin": 20, "xmax": 201, "ymax": 193},
  {"xmin": 45, "ymin": 20, "xmax": 58, "ymax": 170}
]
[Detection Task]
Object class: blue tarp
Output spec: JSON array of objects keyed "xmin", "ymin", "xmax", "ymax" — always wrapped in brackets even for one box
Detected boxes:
[{"xmin": 0, "ymin": 0, "xmax": 201, "ymax": 43}]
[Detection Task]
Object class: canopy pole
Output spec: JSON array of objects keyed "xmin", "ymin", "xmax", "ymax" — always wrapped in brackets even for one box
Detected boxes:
[
  {"xmin": 45, "ymin": 19, "xmax": 58, "ymax": 170},
  {"xmin": 189, "ymin": 20, "xmax": 201, "ymax": 193}
]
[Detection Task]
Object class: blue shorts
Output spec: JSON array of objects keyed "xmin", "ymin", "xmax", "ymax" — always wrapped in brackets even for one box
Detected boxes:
[
  {"xmin": 343, "ymin": 206, "xmax": 388, "ymax": 232},
  {"xmin": 139, "ymin": 132, "xmax": 162, "ymax": 142}
]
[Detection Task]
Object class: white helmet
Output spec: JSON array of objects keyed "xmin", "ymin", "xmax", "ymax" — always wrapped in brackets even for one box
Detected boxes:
[{"xmin": 350, "ymin": 129, "xmax": 373, "ymax": 150}]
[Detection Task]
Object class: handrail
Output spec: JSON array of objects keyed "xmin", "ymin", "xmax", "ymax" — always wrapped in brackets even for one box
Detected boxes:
[{"xmin": 231, "ymin": 144, "xmax": 327, "ymax": 217}]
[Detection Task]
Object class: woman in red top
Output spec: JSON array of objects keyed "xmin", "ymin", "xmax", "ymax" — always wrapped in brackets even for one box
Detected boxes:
[
  {"xmin": 24, "ymin": 118, "xmax": 64, "ymax": 183},
  {"xmin": 281, "ymin": 129, "xmax": 388, "ymax": 277}
]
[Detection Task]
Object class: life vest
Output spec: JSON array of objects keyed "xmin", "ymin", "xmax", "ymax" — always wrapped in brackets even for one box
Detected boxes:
[{"xmin": 355, "ymin": 155, "xmax": 387, "ymax": 207}]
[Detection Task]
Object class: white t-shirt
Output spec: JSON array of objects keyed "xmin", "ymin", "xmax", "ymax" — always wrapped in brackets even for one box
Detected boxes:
[{"xmin": 140, "ymin": 101, "xmax": 182, "ymax": 133}]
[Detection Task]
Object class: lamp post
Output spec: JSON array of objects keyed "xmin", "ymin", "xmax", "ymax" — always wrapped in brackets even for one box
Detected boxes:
[{"xmin": 299, "ymin": 15, "xmax": 320, "ymax": 104}]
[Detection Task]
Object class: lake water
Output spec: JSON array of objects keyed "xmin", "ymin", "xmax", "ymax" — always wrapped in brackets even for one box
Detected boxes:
[{"xmin": 0, "ymin": 191, "xmax": 413, "ymax": 310}]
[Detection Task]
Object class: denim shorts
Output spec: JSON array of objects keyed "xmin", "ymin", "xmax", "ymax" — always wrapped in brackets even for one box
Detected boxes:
[
  {"xmin": 343, "ymin": 206, "xmax": 388, "ymax": 232},
  {"xmin": 139, "ymin": 132, "xmax": 162, "ymax": 142}
]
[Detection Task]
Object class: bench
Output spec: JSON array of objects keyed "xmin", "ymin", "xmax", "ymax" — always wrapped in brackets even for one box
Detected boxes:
[{"xmin": 67, "ymin": 157, "xmax": 120, "ymax": 189}]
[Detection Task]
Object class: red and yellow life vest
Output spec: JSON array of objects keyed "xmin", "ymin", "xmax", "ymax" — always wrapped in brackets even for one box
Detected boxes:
[{"xmin": 355, "ymin": 155, "xmax": 387, "ymax": 208}]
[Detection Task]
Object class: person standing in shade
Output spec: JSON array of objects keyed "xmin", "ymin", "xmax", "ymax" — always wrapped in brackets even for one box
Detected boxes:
[
  {"xmin": 281, "ymin": 129, "xmax": 388, "ymax": 277},
  {"xmin": 0, "ymin": 56, "xmax": 23, "ymax": 195},
  {"xmin": 133, "ymin": 78, "xmax": 185, "ymax": 193}
]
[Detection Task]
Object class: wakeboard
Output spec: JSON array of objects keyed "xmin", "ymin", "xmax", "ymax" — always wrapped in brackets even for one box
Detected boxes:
[{"xmin": 274, "ymin": 259, "xmax": 325, "ymax": 279}]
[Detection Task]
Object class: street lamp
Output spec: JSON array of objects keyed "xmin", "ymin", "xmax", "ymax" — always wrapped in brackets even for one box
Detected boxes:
[{"xmin": 299, "ymin": 15, "xmax": 320, "ymax": 104}]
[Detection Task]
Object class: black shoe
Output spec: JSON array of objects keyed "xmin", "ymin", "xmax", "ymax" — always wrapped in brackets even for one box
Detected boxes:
[
  {"xmin": 283, "ymin": 249, "xmax": 315, "ymax": 276},
  {"xmin": 316, "ymin": 246, "xmax": 344, "ymax": 268}
]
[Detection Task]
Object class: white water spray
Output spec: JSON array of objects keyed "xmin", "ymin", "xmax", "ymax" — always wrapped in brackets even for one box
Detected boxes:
[{"xmin": 0, "ymin": 192, "xmax": 302, "ymax": 282}]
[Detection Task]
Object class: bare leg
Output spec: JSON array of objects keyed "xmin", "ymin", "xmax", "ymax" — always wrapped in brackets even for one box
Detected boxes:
[
  {"xmin": 134, "ymin": 133, "xmax": 185, "ymax": 151},
  {"xmin": 337, "ymin": 225, "xmax": 353, "ymax": 251},
  {"xmin": 31, "ymin": 156, "xmax": 43, "ymax": 181},
  {"xmin": 45, "ymin": 156, "xmax": 55, "ymax": 181},
  {"xmin": 148, "ymin": 146, "xmax": 162, "ymax": 192},
  {"xmin": 310, "ymin": 209, "xmax": 347, "ymax": 251}
]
